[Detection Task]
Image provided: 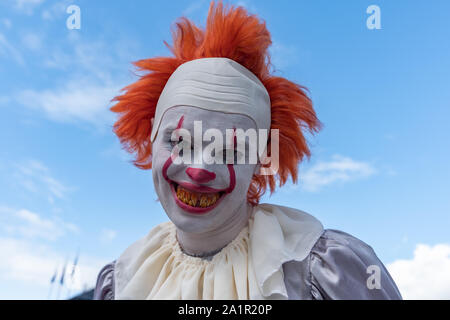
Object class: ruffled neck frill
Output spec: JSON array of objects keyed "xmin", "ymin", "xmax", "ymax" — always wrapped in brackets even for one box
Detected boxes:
[{"xmin": 114, "ymin": 203, "xmax": 324, "ymax": 300}]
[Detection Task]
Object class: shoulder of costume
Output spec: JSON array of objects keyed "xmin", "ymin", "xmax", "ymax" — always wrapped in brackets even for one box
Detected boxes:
[
  {"xmin": 307, "ymin": 229, "xmax": 403, "ymax": 299},
  {"xmin": 252, "ymin": 203, "xmax": 325, "ymax": 252},
  {"xmin": 248, "ymin": 203, "xmax": 325, "ymax": 298}
]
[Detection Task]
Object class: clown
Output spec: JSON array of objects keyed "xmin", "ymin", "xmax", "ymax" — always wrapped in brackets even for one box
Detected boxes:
[{"xmin": 94, "ymin": 2, "xmax": 402, "ymax": 300}]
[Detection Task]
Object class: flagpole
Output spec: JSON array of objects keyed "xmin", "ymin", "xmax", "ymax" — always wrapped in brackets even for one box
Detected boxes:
[
  {"xmin": 47, "ymin": 265, "xmax": 59, "ymax": 300},
  {"xmin": 66, "ymin": 249, "xmax": 80, "ymax": 299},
  {"xmin": 47, "ymin": 281, "xmax": 54, "ymax": 300},
  {"xmin": 57, "ymin": 258, "xmax": 68, "ymax": 300}
]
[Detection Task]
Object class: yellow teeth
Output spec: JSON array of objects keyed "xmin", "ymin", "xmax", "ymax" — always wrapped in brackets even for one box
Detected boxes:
[{"xmin": 176, "ymin": 185, "xmax": 220, "ymax": 208}]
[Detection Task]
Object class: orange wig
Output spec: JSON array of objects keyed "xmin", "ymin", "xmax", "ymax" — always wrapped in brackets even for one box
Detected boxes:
[{"xmin": 111, "ymin": 1, "xmax": 321, "ymax": 205}]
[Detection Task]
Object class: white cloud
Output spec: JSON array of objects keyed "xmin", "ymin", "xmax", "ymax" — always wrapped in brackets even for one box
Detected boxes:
[
  {"xmin": 1, "ymin": 21, "xmax": 136, "ymax": 127},
  {"xmin": 235, "ymin": 1, "xmax": 259, "ymax": 15},
  {"xmin": 387, "ymin": 243, "xmax": 450, "ymax": 299},
  {"xmin": 44, "ymin": 38, "xmax": 121, "ymax": 81},
  {"xmin": 270, "ymin": 40, "xmax": 300, "ymax": 71},
  {"xmin": 11, "ymin": 0, "xmax": 45, "ymax": 15},
  {"xmin": 300, "ymin": 155, "xmax": 376, "ymax": 192},
  {"xmin": 41, "ymin": 0, "xmax": 69, "ymax": 20},
  {"xmin": 14, "ymin": 159, "xmax": 71, "ymax": 202},
  {"xmin": 0, "ymin": 204, "xmax": 105, "ymax": 299},
  {"xmin": 0, "ymin": 237, "xmax": 57, "ymax": 286},
  {"xmin": 182, "ymin": 0, "xmax": 209, "ymax": 16},
  {"xmin": 1, "ymin": 18, "xmax": 12, "ymax": 29},
  {"xmin": 17, "ymin": 80, "xmax": 119, "ymax": 127},
  {"xmin": 0, "ymin": 32, "xmax": 25, "ymax": 65},
  {"xmin": 0, "ymin": 95, "xmax": 10, "ymax": 106},
  {"xmin": 100, "ymin": 142, "xmax": 133, "ymax": 162},
  {"xmin": 100, "ymin": 228, "xmax": 117, "ymax": 244},
  {"xmin": 0, "ymin": 236, "xmax": 108, "ymax": 298},
  {"xmin": 14, "ymin": 36, "xmax": 129, "ymax": 127},
  {"xmin": 21, "ymin": 32, "xmax": 42, "ymax": 51},
  {"xmin": 0, "ymin": 206, "xmax": 78, "ymax": 241}
]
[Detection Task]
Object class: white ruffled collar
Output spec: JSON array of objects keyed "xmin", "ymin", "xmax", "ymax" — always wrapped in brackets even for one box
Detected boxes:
[{"xmin": 114, "ymin": 203, "xmax": 323, "ymax": 300}]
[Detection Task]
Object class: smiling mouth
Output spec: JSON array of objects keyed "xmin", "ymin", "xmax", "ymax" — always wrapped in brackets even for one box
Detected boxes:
[
  {"xmin": 168, "ymin": 180, "xmax": 226, "ymax": 213},
  {"xmin": 174, "ymin": 183, "xmax": 224, "ymax": 208}
]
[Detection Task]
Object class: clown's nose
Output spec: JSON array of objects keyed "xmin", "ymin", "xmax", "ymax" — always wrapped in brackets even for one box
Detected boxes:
[{"xmin": 186, "ymin": 167, "xmax": 216, "ymax": 184}]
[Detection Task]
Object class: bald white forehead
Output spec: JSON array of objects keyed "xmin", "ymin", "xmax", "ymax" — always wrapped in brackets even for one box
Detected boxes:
[{"xmin": 150, "ymin": 57, "xmax": 271, "ymax": 142}]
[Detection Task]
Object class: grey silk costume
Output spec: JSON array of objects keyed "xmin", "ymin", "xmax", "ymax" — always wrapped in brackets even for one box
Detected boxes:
[{"xmin": 94, "ymin": 229, "xmax": 402, "ymax": 300}]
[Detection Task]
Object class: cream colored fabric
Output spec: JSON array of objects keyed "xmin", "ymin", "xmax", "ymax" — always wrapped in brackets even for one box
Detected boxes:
[
  {"xmin": 114, "ymin": 203, "xmax": 324, "ymax": 300},
  {"xmin": 150, "ymin": 57, "xmax": 271, "ymax": 143}
]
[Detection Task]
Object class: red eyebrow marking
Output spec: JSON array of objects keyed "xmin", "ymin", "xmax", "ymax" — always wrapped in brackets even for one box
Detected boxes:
[
  {"xmin": 172, "ymin": 115, "xmax": 185, "ymax": 143},
  {"xmin": 164, "ymin": 115, "xmax": 185, "ymax": 179},
  {"xmin": 176, "ymin": 116, "xmax": 185, "ymax": 130}
]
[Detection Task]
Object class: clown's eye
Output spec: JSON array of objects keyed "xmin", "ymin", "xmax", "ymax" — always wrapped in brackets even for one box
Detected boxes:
[
  {"xmin": 170, "ymin": 136, "xmax": 183, "ymax": 147},
  {"xmin": 215, "ymin": 148, "xmax": 241, "ymax": 164}
]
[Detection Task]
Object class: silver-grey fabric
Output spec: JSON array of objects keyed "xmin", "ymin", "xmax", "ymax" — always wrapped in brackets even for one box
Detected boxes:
[
  {"xmin": 94, "ymin": 261, "xmax": 115, "ymax": 300},
  {"xmin": 93, "ymin": 229, "xmax": 402, "ymax": 300}
]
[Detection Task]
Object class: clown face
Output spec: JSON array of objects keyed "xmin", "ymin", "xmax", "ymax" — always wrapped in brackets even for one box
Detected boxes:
[{"xmin": 152, "ymin": 105, "xmax": 259, "ymax": 234}]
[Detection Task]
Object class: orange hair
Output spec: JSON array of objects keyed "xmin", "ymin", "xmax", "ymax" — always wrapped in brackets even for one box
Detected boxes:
[{"xmin": 111, "ymin": 1, "xmax": 321, "ymax": 205}]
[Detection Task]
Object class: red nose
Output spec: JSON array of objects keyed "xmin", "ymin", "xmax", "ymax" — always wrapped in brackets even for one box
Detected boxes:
[{"xmin": 186, "ymin": 167, "xmax": 216, "ymax": 184}]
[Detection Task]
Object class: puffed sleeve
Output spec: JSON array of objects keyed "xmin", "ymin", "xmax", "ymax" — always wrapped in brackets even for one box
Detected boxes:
[
  {"xmin": 309, "ymin": 229, "xmax": 402, "ymax": 300},
  {"xmin": 93, "ymin": 261, "xmax": 115, "ymax": 300}
]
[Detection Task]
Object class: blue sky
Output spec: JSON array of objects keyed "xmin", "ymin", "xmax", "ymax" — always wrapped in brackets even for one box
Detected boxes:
[{"xmin": 0, "ymin": 0, "xmax": 449, "ymax": 299}]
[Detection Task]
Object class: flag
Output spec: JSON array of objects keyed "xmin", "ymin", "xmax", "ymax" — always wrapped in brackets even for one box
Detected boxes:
[
  {"xmin": 70, "ymin": 252, "xmax": 79, "ymax": 279},
  {"xmin": 48, "ymin": 265, "xmax": 59, "ymax": 299},
  {"xmin": 50, "ymin": 267, "xmax": 57, "ymax": 284},
  {"xmin": 59, "ymin": 262, "xmax": 67, "ymax": 285}
]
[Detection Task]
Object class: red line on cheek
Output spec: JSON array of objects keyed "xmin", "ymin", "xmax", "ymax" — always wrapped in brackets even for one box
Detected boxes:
[
  {"xmin": 226, "ymin": 164, "xmax": 236, "ymax": 193},
  {"xmin": 162, "ymin": 156, "xmax": 173, "ymax": 182},
  {"xmin": 223, "ymin": 129, "xmax": 237, "ymax": 194}
]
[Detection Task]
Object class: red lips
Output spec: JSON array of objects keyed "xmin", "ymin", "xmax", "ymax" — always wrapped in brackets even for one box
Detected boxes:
[{"xmin": 162, "ymin": 157, "xmax": 236, "ymax": 214}]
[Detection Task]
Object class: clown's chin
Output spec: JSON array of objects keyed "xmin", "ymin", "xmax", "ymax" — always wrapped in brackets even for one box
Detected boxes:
[{"xmin": 170, "ymin": 182, "xmax": 225, "ymax": 214}]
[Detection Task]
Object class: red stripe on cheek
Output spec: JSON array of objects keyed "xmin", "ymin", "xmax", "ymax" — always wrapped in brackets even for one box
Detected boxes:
[
  {"xmin": 162, "ymin": 156, "xmax": 173, "ymax": 182},
  {"xmin": 224, "ymin": 129, "xmax": 237, "ymax": 194},
  {"xmin": 225, "ymin": 164, "xmax": 236, "ymax": 194}
]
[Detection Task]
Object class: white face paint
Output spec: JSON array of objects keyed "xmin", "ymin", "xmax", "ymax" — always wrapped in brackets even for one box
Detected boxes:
[{"xmin": 152, "ymin": 106, "xmax": 259, "ymax": 234}]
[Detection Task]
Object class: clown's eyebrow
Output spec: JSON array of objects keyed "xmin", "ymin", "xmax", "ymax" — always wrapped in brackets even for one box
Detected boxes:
[
  {"xmin": 168, "ymin": 115, "xmax": 185, "ymax": 140},
  {"xmin": 163, "ymin": 115, "xmax": 185, "ymax": 135},
  {"xmin": 176, "ymin": 116, "xmax": 185, "ymax": 130}
]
